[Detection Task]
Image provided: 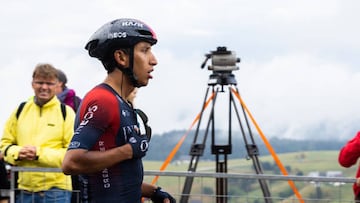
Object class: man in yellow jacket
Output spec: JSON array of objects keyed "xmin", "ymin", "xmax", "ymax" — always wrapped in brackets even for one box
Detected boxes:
[{"xmin": 0, "ymin": 63, "xmax": 75, "ymax": 203}]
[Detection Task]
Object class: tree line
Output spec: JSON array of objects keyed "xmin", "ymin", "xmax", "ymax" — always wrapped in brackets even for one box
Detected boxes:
[{"xmin": 145, "ymin": 129, "xmax": 346, "ymax": 161}]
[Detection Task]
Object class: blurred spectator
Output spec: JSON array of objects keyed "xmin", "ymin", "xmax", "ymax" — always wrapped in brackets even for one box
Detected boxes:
[
  {"xmin": 55, "ymin": 69, "xmax": 82, "ymax": 112},
  {"xmin": 0, "ymin": 63, "xmax": 75, "ymax": 203}
]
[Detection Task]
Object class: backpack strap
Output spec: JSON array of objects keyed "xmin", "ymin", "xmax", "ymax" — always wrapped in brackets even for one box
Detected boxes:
[
  {"xmin": 16, "ymin": 102, "xmax": 26, "ymax": 119},
  {"xmin": 16, "ymin": 102, "xmax": 66, "ymax": 120},
  {"xmin": 60, "ymin": 103, "xmax": 66, "ymax": 120}
]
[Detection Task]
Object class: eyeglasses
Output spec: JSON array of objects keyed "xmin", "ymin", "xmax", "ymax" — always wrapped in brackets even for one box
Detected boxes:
[{"xmin": 33, "ymin": 81, "xmax": 57, "ymax": 87}]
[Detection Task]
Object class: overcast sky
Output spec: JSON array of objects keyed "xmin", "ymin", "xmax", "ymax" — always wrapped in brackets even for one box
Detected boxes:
[{"xmin": 1, "ymin": 0, "xmax": 360, "ymax": 140}]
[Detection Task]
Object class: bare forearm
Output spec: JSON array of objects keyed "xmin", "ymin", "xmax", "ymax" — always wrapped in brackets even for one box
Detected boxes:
[
  {"xmin": 141, "ymin": 182, "xmax": 157, "ymax": 198},
  {"xmin": 62, "ymin": 144, "xmax": 133, "ymax": 174}
]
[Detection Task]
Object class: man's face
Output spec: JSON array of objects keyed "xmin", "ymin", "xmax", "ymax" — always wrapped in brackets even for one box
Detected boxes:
[
  {"xmin": 132, "ymin": 41, "xmax": 158, "ymax": 87},
  {"xmin": 32, "ymin": 76, "xmax": 59, "ymax": 105}
]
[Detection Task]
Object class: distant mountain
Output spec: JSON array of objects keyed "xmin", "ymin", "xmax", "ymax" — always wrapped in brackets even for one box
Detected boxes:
[{"xmin": 144, "ymin": 129, "xmax": 348, "ymax": 161}]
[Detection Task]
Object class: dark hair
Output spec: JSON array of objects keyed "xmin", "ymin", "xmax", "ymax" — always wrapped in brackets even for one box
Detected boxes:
[
  {"xmin": 57, "ymin": 69, "xmax": 68, "ymax": 88},
  {"xmin": 101, "ymin": 48, "xmax": 130, "ymax": 73}
]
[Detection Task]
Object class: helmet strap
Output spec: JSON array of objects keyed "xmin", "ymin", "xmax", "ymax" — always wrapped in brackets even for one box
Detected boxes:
[{"xmin": 116, "ymin": 47, "xmax": 141, "ymax": 87}]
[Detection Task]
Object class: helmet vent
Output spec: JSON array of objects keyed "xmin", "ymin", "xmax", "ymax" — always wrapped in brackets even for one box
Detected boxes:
[{"xmin": 138, "ymin": 29, "xmax": 152, "ymax": 36}]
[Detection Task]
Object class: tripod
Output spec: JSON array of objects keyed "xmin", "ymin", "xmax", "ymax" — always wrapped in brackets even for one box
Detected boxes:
[{"xmin": 180, "ymin": 71, "xmax": 272, "ymax": 203}]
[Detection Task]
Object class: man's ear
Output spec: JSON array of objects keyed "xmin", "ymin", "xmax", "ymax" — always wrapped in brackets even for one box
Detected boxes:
[{"xmin": 114, "ymin": 50, "xmax": 129, "ymax": 68}]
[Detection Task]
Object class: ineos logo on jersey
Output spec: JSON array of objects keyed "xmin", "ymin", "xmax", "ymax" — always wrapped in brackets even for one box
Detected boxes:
[
  {"xmin": 80, "ymin": 105, "xmax": 98, "ymax": 126},
  {"xmin": 122, "ymin": 124, "xmax": 138, "ymax": 139}
]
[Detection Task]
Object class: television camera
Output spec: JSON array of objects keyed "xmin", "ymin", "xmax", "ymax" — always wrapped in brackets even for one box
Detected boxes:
[{"xmin": 201, "ymin": 46, "xmax": 240, "ymax": 86}]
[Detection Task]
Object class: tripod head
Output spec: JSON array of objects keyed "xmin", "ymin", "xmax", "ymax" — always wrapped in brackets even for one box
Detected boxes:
[{"xmin": 201, "ymin": 46, "xmax": 241, "ymax": 86}]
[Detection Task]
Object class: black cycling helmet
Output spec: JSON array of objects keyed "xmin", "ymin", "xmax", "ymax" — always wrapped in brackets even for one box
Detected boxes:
[
  {"xmin": 85, "ymin": 18, "xmax": 157, "ymax": 87},
  {"xmin": 85, "ymin": 18, "xmax": 157, "ymax": 60}
]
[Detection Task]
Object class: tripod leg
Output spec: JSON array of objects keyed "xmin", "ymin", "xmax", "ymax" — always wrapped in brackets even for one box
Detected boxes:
[
  {"xmin": 180, "ymin": 155, "xmax": 200, "ymax": 203},
  {"xmin": 180, "ymin": 87, "xmax": 216, "ymax": 203},
  {"xmin": 230, "ymin": 88, "xmax": 273, "ymax": 203},
  {"xmin": 215, "ymin": 154, "xmax": 228, "ymax": 203},
  {"xmin": 249, "ymin": 145, "xmax": 273, "ymax": 203}
]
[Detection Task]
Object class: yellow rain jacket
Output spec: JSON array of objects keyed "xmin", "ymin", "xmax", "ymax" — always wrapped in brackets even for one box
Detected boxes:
[{"xmin": 0, "ymin": 96, "xmax": 75, "ymax": 192}]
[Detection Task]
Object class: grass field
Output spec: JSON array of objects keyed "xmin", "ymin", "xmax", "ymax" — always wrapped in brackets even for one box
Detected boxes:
[{"xmin": 143, "ymin": 150, "xmax": 358, "ymax": 202}]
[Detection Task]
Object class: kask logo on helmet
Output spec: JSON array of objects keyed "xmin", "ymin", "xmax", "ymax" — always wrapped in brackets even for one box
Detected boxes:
[
  {"xmin": 108, "ymin": 32, "xmax": 127, "ymax": 39},
  {"xmin": 121, "ymin": 21, "xmax": 144, "ymax": 28}
]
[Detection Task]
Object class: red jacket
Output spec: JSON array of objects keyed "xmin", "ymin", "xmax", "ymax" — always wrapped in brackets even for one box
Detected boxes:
[{"xmin": 338, "ymin": 131, "xmax": 360, "ymax": 197}]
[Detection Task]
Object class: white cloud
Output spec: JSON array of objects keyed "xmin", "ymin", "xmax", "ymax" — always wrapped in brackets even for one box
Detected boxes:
[{"xmin": 238, "ymin": 53, "xmax": 360, "ymax": 139}]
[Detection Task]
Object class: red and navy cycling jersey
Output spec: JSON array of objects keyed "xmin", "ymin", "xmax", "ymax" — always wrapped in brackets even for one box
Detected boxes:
[{"xmin": 68, "ymin": 83, "xmax": 143, "ymax": 203}]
